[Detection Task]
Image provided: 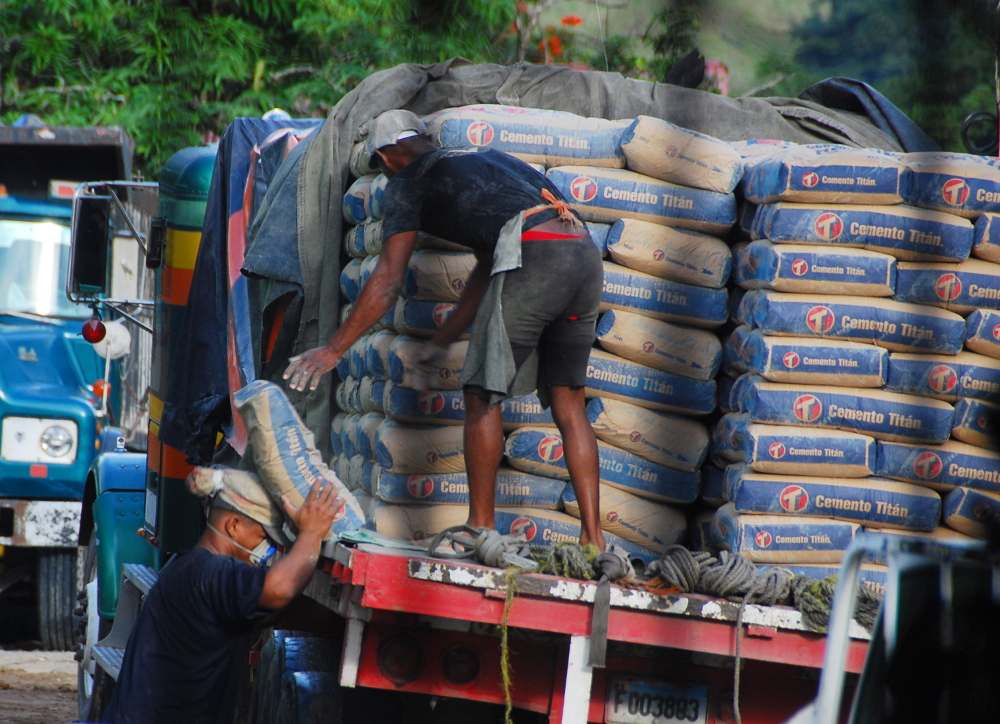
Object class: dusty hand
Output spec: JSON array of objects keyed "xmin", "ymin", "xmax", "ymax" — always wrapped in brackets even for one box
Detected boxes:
[
  {"xmin": 406, "ymin": 341, "xmax": 450, "ymax": 391},
  {"xmin": 284, "ymin": 345, "xmax": 340, "ymax": 392},
  {"xmin": 281, "ymin": 479, "xmax": 345, "ymax": 539}
]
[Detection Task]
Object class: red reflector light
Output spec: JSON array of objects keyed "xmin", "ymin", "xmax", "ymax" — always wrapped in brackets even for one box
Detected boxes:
[
  {"xmin": 82, "ymin": 318, "xmax": 106, "ymax": 344},
  {"xmin": 93, "ymin": 379, "xmax": 111, "ymax": 398},
  {"xmin": 30, "ymin": 465, "xmax": 47, "ymax": 478},
  {"xmin": 440, "ymin": 644, "xmax": 480, "ymax": 686},
  {"xmin": 377, "ymin": 635, "xmax": 422, "ymax": 684}
]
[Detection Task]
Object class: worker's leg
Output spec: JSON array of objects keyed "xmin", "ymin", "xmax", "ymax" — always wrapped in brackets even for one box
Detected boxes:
[
  {"xmin": 549, "ymin": 385, "xmax": 606, "ymax": 550},
  {"xmin": 463, "ymin": 389, "xmax": 505, "ymax": 530}
]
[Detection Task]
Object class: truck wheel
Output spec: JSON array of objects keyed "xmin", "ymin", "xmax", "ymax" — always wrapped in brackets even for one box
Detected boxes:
[
  {"xmin": 76, "ymin": 540, "xmax": 113, "ymax": 721},
  {"xmin": 36, "ymin": 547, "xmax": 78, "ymax": 651}
]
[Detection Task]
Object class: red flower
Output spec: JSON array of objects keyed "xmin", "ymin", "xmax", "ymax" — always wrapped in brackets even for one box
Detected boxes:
[
  {"xmin": 517, "ymin": 2, "xmax": 527, "ymax": 12},
  {"xmin": 547, "ymin": 35, "xmax": 563, "ymax": 57},
  {"xmin": 560, "ymin": 14, "xmax": 583, "ymax": 26}
]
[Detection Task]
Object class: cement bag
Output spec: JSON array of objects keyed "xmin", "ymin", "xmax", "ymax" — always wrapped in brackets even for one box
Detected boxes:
[
  {"xmin": 424, "ymin": 104, "xmax": 628, "ymax": 168},
  {"xmin": 334, "ymin": 454, "xmax": 351, "ymax": 490},
  {"xmin": 724, "ymin": 464, "xmax": 941, "ymax": 531},
  {"xmin": 738, "ymin": 201, "xmax": 758, "ymax": 239},
  {"xmin": 354, "ymin": 489, "xmax": 373, "ymax": 516},
  {"xmin": 965, "ymin": 309, "xmax": 1000, "ymax": 359},
  {"xmin": 361, "ymin": 219, "xmax": 384, "ymax": 256},
  {"xmin": 736, "ymin": 240, "xmax": 896, "ymax": 297},
  {"xmin": 368, "ymin": 174, "xmax": 387, "ymax": 219},
  {"xmin": 402, "ymin": 251, "xmax": 476, "ymax": 302},
  {"xmin": 942, "ymin": 487, "xmax": 1000, "ymax": 538},
  {"xmin": 360, "ymin": 377, "xmax": 386, "ymax": 414},
  {"xmin": 348, "ymin": 337, "xmax": 371, "ymax": 380},
  {"xmin": 894, "ymin": 259, "xmax": 1000, "ymax": 314},
  {"xmin": 875, "ymin": 439, "xmax": 1000, "ymax": 493},
  {"xmin": 596, "ymin": 309, "xmax": 721, "ymax": 380},
  {"xmin": 585, "ymin": 348, "xmax": 716, "ymax": 416},
  {"xmin": 373, "ymin": 467, "xmax": 565, "ymax": 508},
  {"xmin": 342, "ymin": 174, "xmax": 377, "ymax": 225},
  {"xmin": 383, "ymin": 384, "xmax": 465, "ymax": 426},
  {"xmin": 738, "ymin": 290, "xmax": 967, "ymax": 354},
  {"xmin": 347, "ymin": 455, "xmax": 372, "ymax": 492},
  {"xmin": 725, "ymin": 325, "xmax": 888, "ymax": 387},
  {"xmin": 601, "ymin": 262, "xmax": 729, "ymax": 328},
  {"xmin": 343, "ymin": 224, "xmax": 367, "ymax": 258},
  {"xmin": 781, "ymin": 564, "xmax": 888, "ymax": 596},
  {"xmin": 972, "ymin": 212, "xmax": 1000, "ymax": 263},
  {"xmin": 605, "ymin": 218, "xmax": 731, "ymax": 288},
  {"xmin": 711, "ymin": 502, "xmax": 859, "ymax": 563},
  {"xmin": 588, "ymin": 221, "xmax": 611, "ymax": 257},
  {"xmin": 493, "ymin": 508, "xmax": 658, "ymax": 563},
  {"xmin": 356, "ymin": 412, "xmax": 384, "ymax": 463},
  {"xmin": 730, "ymin": 288, "xmax": 749, "ymax": 326},
  {"xmin": 233, "ymin": 381, "xmax": 364, "ymax": 536},
  {"xmin": 885, "ymin": 351, "xmax": 1000, "ymax": 402},
  {"xmin": 358, "ymin": 254, "xmax": 380, "ymax": 292},
  {"xmin": 546, "ymin": 166, "xmax": 736, "ymax": 235},
  {"xmin": 388, "ymin": 337, "xmax": 467, "ymax": 390},
  {"xmin": 503, "ymin": 426, "xmax": 700, "ymax": 504},
  {"xmin": 753, "ymin": 202, "xmax": 974, "ymax": 262},
  {"xmin": 364, "ymin": 330, "xmax": 398, "ymax": 380},
  {"xmin": 562, "ymin": 484, "xmax": 687, "ymax": 554},
  {"xmin": 366, "ymin": 500, "xmax": 470, "ymax": 541},
  {"xmin": 335, "ymin": 377, "xmax": 363, "ymax": 415},
  {"xmin": 340, "ymin": 258, "xmax": 363, "ymax": 303},
  {"xmin": 413, "ymin": 231, "xmax": 467, "ymax": 254},
  {"xmin": 701, "ymin": 464, "xmax": 726, "ymax": 507},
  {"xmin": 340, "ymin": 413, "xmax": 362, "ymax": 460},
  {"xmin": 374, "ymin": 419, "xmax": 465, "ymax": 474},
  {"xmin": 743, "ymin": 145, "xmax": 910, "ymax": 205},
  {"xmin": 731, "ymin": 139, "xmax": 799, "ymax": 164},
  {"xmin": 586, "ymin": 396, "xmax": 709, "ymax": 472},
  {"xmin": 620, "ymin": 116, "xmax": 743, "ymax": 193},
  {"xmin": 903, "ymin": 151, "xmax": 1000, "ymax": 219},
  {"xmin": 330, "ymin": 413, "xmax": 346, "ymax": 457},
  {"xmin": 717, "ymin": 413, "xmax": 877, "ymax": 477},
  {"xmin": 718, "ymin": 375, "xmax": 737, "ymax": 413},
  {"xmin": 393, "ymin": 299, "xmax": 470, "ymax": 339},
  {"xmin": 499, "ymin": 393, "xmax": 556, "ymax": 430},
  {"xmin": 690, "ymin": 510, "xmax": 717, "ymax": 551},
  {"xmin": 951, "ymin": 397, "xmax": 998, "ymax": 448},
  {"xmin": 734, "ymin": 374, "xmax": 956, "ymax": 444},
  {"xmin": 340, "ymin": 303, "xmax": 353, "ymax": 325},
  {"xmin": 349, "ymin": 140, "xmax": 377, "ymax": 177}
]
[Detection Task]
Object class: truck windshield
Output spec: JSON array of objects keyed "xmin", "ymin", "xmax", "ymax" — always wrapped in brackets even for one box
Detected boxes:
[{"xmin": 0, "ymin": 218, "xmax": 82, "ymax": 318}]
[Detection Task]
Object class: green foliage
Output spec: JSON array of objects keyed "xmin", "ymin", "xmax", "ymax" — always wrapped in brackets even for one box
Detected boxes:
[
  {"xmin": 0, "ymin": 0, "xmax": 515, "ymax": 174},
  {"xmin": 645, "ymin": 0, "xmax": 700, "ymax": 82}
]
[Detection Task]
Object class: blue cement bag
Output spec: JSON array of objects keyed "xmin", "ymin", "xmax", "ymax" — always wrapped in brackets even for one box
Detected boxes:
[
  {"xmin": 504, "ymin": 426, "xmax": 700, "ymax": 504},
  {"xmin": 382, "ymin": 383, "xmax": 555, "ymax": 429},
  {"xmin": 753, "ymin": 202, "xmax": 974, "ymax": 262},
  {"xmin": 343, "ymin": 224, "xmax": 367, "ymax": 258},
  {"xmin": 606, "ymin": 218, "xmax": 732, "ymax": 288},
  {"xmin": 724, "ymin": 464, "xmax": 941, "ymax": 531},
  {"xmin": 965, "ymin": 309, "xmax": 1000, "ymax": 359},
  {"xmin": 596, "ymin": 309, "xmax": 721, "ymax": 381},
  {"xmin": 374, "ymin": 467, "xmax": 565, "ymax": 508},
  {"xmin": 360, "ymin": 377, "xmax": 386, "ymax": 414},
  {"xmin": 364, "ymin": 330, "xmax": 398, "ymax": 380},
  {"xmin": 494, "ymin": 509, "xmax": 659, "ymax": 563},
  {"xmin": 885, "ymin": 351, "xmax": 1000, "ymax": 402},
  {"xmin": 340, "ymin": 258, "xmax": 363, "ymax": 303},
  {"xmin": 339, "ymin": 413, "xmax": 362, "ymax": 459},
  {"xmin": 744, "ymin": 145, "xmax": 910, "ymax": 205},
  {"xmin": 894, "ymin": 259, "xmax": 1000, "ymax": 315},
  {"xmin": 585, "ymin": 348, "xmax": 716, "ymax": 416},
  {"xmin": 547, "ymin": 166, "xmax": 736, "ymax": 235},
  {"xmin": 738, "ymin": 201, "xmax": 758, "ymax": 239},
  {"xmin": 356, "ymin": 412, "xmax": 384, "ymax": 463},
  {"xmin": 601, "ymin": 262, "xmax": 729, "ymax": 328},
  {"xmin": 368, "ymin": 174, "xmax": 387, "ymax": 219},
  {"xmin": 587, "ymin": 221, "xmax": 611, "ymax": 257},
  {"xmin": 715, "ymin": 412, "xmax": 876, "ymax": 477},
  {"xmin": 780, "ymin": 563, "xmax": 888, "ymax": 596},
  {"xmin": 718, "ymin": 375, "xmax": 737, "ymax": 413},
  {"xmin": 725, "ymin": 325, "xmax": 888, "ymax": 387},
  {"xmin": 972, "ymin": 212, "xmax": 1000, "ymax": 263},
  {"xmin": 738, "ymin": 290, "xmax": 967, "ymax": 354},
  {"xmin": 358, "ymin": 254, "xmax": 379, "ymax": 292},
  {"xmin": 736, "ymin": 240, "xmax": 896, "ymax": 297},
  {"xmin": 348, "ymin": 337, "xmax": 370, "ymax": 380},
  {"xmin": 734, "ymin": 374, "xmax": 956, "ymax": 444},
  {"xmin": 875, "ymin": 439, "xmax": 1000, "ymax": 493},
  {"xmin": 335, "ymin": 378, "xmax": 363, "ymax": 415},
  {"xmin": 374, "ymin": 419, "xmax": 465, "ymax": 474},
  {"xmin": 903, "ymin": 151, "xmax": 1000, "ymax": 219},
  {"xmin": 690, "ymin": 511, "xmax": 716, "ymax": 552},
  {"xmin": 562, "ymin": 483, "xmax": 687, "ymax": 554},
  {"xmin": 342, "ymin": 174, "xmax": 377, "ymax": 225},
  {"xmin": 942, "ymin": 486, "xmax": 1000, "ymax": 538},
  {"xmin": 424, "ymin": 105, "xmax": 628, "ymax": 168},
  {"xmin": 586, "ymin": 396, "xmax": 709, "ymax": 472},
  {"xmin": 711, "ymin": 502, "xmax": 860, "ymax": 563},
  {"xmin": 951, "ymin": 397, "xmax": 999, "ymax": 448},
  {"xmin": 233, "ymin": 381, "xmax": 365, "ymax": 537},
  {"xmin": 402, "ymin": 251, "xmax": 477, "ymax": 303},
  {"xmin": 393, "ymin": 299, "xmax": 470, "ymax": 339},
  {"xmin": 388, "ymin": 337, "xmax": 466, "ymax": 390},
  {"xmin": 701, "ymin": 464, "xmax": 726, "ymax": 507},
  {"xmin": 330, "ymin": 413, "xmax": 346, "ymax": 457}
]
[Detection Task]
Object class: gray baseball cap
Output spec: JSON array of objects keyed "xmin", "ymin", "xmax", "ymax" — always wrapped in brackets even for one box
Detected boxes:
[{"xmin": 364, "ymin": 109, "xmax": 428, "ymax": 155}]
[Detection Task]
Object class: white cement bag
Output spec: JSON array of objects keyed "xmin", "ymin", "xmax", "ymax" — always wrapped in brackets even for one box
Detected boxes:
[
  {"xmin": 942, "ymin": 486, "xmax": 1000, "ymax": 538},
  {"xmin": 340, "ymin": 413, "xmax": 362, "ymax": 459},
  {"xmin": 875, "ymin": 439, "xmax": 1000, "ymax": 493},
  {"xmin": 596, "ymin": 309, "xmax": 721, "ymax": 381},
  {"xmin": 744, "ymin": 145, "xmax": 910, "ymax": 205},
  {"xmin": 547, "ymin": 166, "xmax": 736, "ymax": 235},
  {"xmin": 894, "ymin": 258, "xmax": 1000, "ymax": 315},
  {"xmin": 585, "ymin": 348, "xmax": 716, "ymax": 416},
  {"xmin": 343, "ymin": 224, "xmax": 366, "ymax": 258},
  {"xmin": 601, "ymin": 262, "xmax": 729, "ymax": 328},
  {"xmin": 402, "ymin": 250, "xmax": 476, "ymax": 302},
  {"xmin": 374, "ymin": 419, "xmax": 465, "ymax": 474},
  {"xmin": 731, "ymin": 139, "xmax": 798, "ymax": 165},
  {"xmin": 348, "ymin": 336, "xmax": 371, "ymax": 380},
  {"xmin": 358, "ymin": 254, "xmax": 380, "ymax": 292},
  {"xmin": 343, "ymin": 174, "xmax": 378, "ymax": 225},
  {"xmin": 360, "ymin": 377, "xmax": 386, "ymax": 414},
  {"xmin": 330, "ymin": 413, "xmax": 347, "ymax": 457},
  {"xmin": 335, "ymin": 377, "xmax": 363, "ymax": 415},
  {"xmin": 387, "ymin": 337, "xmax": 467, "ymax": 390},
  {"xmin": 364, "ymin": 330, "xmax": 398, "ymax": 380},
  {"xmin": 356, "ymin": 412, "xmax": 384, "ymax": 463},
  {"xmin": 605, "ymin": 218, "xmax": 732, "ymax": 288},
  {"xmin": 951, "ymin": 397, "xmax": 998, "ymax": 449},
  {"xmin": 374, "ymin": 467, "xmax": 565, "ymax": 508},
  {"xmin": 903, "ymin": 151, "xmax": 1000, "ymax": 219},
  {"xmin": 347, "ymin": 455, "xmax": 372, "ymax": 492},
  {"xmin": 736, "ymin": 240, "xmax": 896, "ymax": 297},
  {"xmin": 964, "ymin": 309, "xmax": 1000, "ymax": 359},
  {"xmin": 349, "ymin": 140, "xmax": 377, "ymax": 177},
  {"xmin": 711, "ymin": 503, "xmax": 860, "ymax": 563},
  {"xmin": 972, "ymin": 212, "xmax": 1000, "ymax": 263},
  {"xmin": 334, "ymin": 454, "xmax": 351, "ymax": 490},
  {"xmin": 424, "ymin": 104, "xmax": 628, "ymax": 168},
  {"xmin": 368, "ymin": 174, "xmax": 387, "ymax": 219},
  {"xmin": 393, "ymin": 299, "xmax": 470, "ymax": 339},
  {"xmin": 360, "ymin": 219, "xmax": 385, "ymax": 256},
  {"xmin": 885, "ymin": 351, "xmax": 1000, "ymax": 402},
  {"xmin": 562, "ymin": 484, "xmax": 687, "ymax": 554},
  {"xmin": 340, "ymin": 258, "xmax": 363, "ymax": 303},
  {"xmin": 620, "ymin": 116, "xmax": 744, "ymax": 193},
  {"xmin": 586, "ymin": 397, "xmax": 709, "ymax": 472}
]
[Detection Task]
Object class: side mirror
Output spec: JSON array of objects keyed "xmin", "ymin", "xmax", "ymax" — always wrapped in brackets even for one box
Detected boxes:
[{"xmin": 68, "ymin": 194, "xmax": 113, "ymax": 299}]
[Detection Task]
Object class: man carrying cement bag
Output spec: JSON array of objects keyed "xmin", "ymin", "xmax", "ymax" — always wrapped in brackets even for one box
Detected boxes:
[
  {"xmin": 102, "ymin": 468, "xmax": 344, "ymax": 724},
  {"xmin": 285, "ymin": 109, "xmax": 606, "ymax": 549}
]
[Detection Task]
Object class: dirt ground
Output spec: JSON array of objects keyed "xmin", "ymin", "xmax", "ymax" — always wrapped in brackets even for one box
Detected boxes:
[{"xmin": 0, "ymin": 650, "xmax": 77, "ymax": 724}]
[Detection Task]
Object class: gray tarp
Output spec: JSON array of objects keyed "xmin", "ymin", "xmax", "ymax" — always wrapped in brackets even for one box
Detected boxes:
[{"xmin": 243, "ymin": 59, "xmax": 908, "ymax": 458}]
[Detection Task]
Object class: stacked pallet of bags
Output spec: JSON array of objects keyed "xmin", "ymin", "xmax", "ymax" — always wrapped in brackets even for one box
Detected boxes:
[{"xmin": 706, "ymin": 143, "xmax": 1000, "ymax": 587}]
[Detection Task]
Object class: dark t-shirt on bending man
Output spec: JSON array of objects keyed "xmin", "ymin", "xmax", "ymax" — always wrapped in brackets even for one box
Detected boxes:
[
  {"xmin": 102, "ymin": 547, "xmax": 270, "ymax": 724},
  {"xmin": 380, "ymin": 148, "xmax": 579, "ymax": 253}
]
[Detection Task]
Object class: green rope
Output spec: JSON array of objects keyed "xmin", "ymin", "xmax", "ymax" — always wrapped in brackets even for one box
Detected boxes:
[
  {"xmin": 791, "ymin": 574, "xmax": 882, "ymax": 633},
  {"xmin": 529, "ymin": 541, "xmax": 600, "ymax": 579},
  {"xmin": 500, "ymin": 567, "xmax": 520, "ymax": 724}
]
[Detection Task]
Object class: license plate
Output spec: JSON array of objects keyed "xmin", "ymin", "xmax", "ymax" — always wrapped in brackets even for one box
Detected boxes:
[{"xmin": 605, "ymin": 676, "xmax": 709, "ymax": 724}]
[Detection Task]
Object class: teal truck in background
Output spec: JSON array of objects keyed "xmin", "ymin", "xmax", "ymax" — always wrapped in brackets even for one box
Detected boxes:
[{"xmin": 0, "ymin": 117, "xmax": 136, "ymax": 650}]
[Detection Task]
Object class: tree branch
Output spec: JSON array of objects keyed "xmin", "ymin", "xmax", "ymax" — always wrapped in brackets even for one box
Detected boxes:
[
  {"xmin": 269, "ymin": 65, "xmax": 317, "ymax": 82},
  {"xmin": 740, "ymin": 73, "xmax": 795, "ymax": 98}
]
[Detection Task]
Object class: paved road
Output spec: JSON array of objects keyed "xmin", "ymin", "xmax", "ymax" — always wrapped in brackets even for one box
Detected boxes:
[{"xmin": 0, "ymin": 650, "xmax": 77, "ymax": 724}]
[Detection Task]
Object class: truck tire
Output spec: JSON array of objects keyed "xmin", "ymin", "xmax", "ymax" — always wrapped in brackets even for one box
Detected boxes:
[
  {"xmin": 37, "ymin": 547, "xmax": 78, "ymax": 651},
  {"xmin": 76, "ymin": 539, "xmax": 113, "ymax": 722}
]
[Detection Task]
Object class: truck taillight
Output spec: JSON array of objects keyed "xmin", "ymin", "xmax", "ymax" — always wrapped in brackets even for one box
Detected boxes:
[{"xmin": 377, "ymin": 635, "xmax": 422, "ymax": 684}]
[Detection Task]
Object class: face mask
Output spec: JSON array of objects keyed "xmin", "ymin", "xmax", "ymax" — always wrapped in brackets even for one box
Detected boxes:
[{"xmin": 206, "ymin": 522, "xmax": 277, "ymax": 567}]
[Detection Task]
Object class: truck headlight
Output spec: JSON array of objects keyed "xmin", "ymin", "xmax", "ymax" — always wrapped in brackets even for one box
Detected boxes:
[
  {"xmin": 1, "ymin": 417, "xmax": 78, "ymax": 464},
  {"xmin": 40, "ymin": 426, "xmax": 73, "ymax": 457}
]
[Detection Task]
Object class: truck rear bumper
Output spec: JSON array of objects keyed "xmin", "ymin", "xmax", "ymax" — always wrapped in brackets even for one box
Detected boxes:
[{"xmin": 0, "ymin": 499, "xmax": 82, "ymax": 546}]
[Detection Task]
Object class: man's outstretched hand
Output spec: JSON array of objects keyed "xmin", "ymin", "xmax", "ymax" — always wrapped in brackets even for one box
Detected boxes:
[
  {"xmin": 283, "ymin": 345, "xmax": 340, "ymax": 392},
  {"xmin": 280, "ymin": 479, "xmax": 344, "ymax": 540}
]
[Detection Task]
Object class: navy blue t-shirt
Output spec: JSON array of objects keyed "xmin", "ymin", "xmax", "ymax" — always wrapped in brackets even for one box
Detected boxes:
[
  {"xmin": 103, "ymin": 547, "xmax": 270, "ymax": 724},
  {"xmin": 380, "ymin": 148, "xmax": 578, "ymax": 254}
]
